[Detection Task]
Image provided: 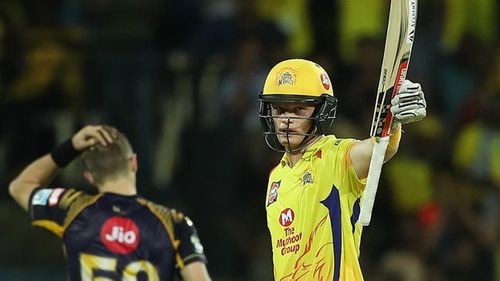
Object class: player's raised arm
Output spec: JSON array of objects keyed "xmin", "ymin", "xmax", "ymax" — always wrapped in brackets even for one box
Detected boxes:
[
  {"xmin": 350, "ymin": 124, "xmax": 402, "ymax": 179},
  {"xmin": 350, "ymin": 80, "xmax": 426, "ymax": 179},
  {"xmin": 9, "ymin": 125, "xmax": 115, "ymax": 210},
  {"xmin": 9, "ymin": 154, "xmax": 60, "ymax": 211}
]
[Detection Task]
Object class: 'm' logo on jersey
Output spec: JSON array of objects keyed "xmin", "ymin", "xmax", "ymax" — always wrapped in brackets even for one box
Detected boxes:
[
  {"xmin": 267, "ymin": 181, "xmax": 281, "ymax": 206},
  {"xmin": 279, "ymin": 208, "xmax": 295, "ymax": 227},
  {"xmin": 100, "ymin": 217, "xmax": 140, "ymax": 254}
]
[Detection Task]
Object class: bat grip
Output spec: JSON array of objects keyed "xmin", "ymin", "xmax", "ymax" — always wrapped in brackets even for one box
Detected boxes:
[{"xmin": 358, "ymin": 136, "xmax": 390, "ymax": 226}]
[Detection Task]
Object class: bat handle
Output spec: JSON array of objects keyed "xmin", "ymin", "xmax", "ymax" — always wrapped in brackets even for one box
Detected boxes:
[{"xmin": 358, "ymin": 136, "xmax": 390, "ymax": 226}]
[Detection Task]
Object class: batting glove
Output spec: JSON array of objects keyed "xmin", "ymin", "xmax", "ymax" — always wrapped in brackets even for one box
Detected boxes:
[{"xmin": 391, "ymin": 80, "xmax": 426, "ymax": 125}]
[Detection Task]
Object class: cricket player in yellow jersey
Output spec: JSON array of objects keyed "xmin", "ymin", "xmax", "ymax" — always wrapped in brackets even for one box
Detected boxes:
[{"xmin": 258, "ymin": 59, "xmax": 427, "ymax": 281}]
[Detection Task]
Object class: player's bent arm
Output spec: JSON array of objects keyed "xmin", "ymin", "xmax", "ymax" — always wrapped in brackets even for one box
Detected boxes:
[
  {"xmin": 350, "ymin": 124, "xmax": 402, "ymax": 179},
  {"xmin": 9, "ymin": 154, "xmax": 60, "ymax": 211},
  {"xmin": 9, "ymin": 125, "xmax": 115, "ymax": 211},
  {"xmin": 180, "ymin": 261, "xmax": 212, "ymax": 281}
]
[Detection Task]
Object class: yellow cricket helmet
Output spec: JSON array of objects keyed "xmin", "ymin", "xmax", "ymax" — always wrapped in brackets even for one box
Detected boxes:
[
  {"xmin": 258, "ymin": 59, "xmax": 338, "ymax": 152},
  {"xmin": 262, "ymin": 59, "xmax": 334, "ymax": 98}
]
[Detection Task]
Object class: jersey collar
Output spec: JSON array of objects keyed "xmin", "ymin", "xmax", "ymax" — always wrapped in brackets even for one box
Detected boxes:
[{"xmin": 281, "ymin": 135, "xmax": 333, "ymax": 167}]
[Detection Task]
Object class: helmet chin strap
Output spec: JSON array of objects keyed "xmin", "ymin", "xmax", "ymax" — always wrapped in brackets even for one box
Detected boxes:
[
  {"xmin": 264, "ymin": 129, "xmax": 320, "ymax": 153},
  {"xmin": 283, "ymin": 121, "xmax": 320, "ymax": 153},
  {"xmin": 263, "ymin": 115, "xmax": 323, "ymax": 153}
]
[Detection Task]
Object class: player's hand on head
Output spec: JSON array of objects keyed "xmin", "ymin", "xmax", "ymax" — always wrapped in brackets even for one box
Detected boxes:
[
  {"xmin": 391, "ymin": 80, "xmax": 427, "ymax": 125},
  {"xmin": 71, "ymin": 125, "xmax": 117, "ymax": 151}
]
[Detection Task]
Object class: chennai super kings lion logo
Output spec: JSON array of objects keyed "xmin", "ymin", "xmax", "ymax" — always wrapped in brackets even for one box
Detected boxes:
[
  {"xmin": 277, "ymin": 69, "xmax": 295, "ymax": 86},
  {"xmin": 302, "ymin": 171, "xmax": 313, "ymax": 185}
]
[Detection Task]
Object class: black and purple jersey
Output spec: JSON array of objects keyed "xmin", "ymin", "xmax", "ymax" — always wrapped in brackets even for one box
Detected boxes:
[{"xmin": 29, "ymin": 187, "xmax": 207, "ymax": 281}]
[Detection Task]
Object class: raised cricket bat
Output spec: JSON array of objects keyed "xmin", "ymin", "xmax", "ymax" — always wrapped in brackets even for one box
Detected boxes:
[{"xmin": 358, "ymin": 0, "xmax": 418, "ymax": 226}]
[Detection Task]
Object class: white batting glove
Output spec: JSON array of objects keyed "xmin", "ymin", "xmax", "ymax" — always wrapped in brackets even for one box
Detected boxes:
[{"xmin": 391, "ymin": 80, "xmax": 427, "ymax": 125}]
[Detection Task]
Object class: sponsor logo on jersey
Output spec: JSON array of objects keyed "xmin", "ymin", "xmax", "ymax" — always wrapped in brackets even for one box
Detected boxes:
[
  {"xmin": 48, "ymin": 188, "xmax": 65, "ymax": 206},
  {"xmin": 267, "ymin": 181, "xmax": 281, "ymax": 206},
  {"xmin": 191, "ymin": 235, "xmax": 204, "ymax": 254},
  {"xmin": 302, "ymin": 171, "xmax": 314, "ymax": 185},
  {"xmin": 275, "ymin": 227, "xmax": 302, "ymax": 256},
  {"xmin": 279, "ymin": 208, "xmax": 295, "ymax": 227},
  {"xmin": 32, "ymin": 189, "xmax": 53, "ymax": 206},
  {"xmin": 320, "ymin": 72, "xmax": 331, "ymax": 90},
  {"xmin": 100, "ymin": 217, "xmax": 140, "ymax": 254}
]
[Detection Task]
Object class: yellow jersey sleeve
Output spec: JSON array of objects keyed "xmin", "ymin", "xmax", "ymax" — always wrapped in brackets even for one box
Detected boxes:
[{"xmin": 327, "ymin": 138, "xmax": 366, "ymax": 197}]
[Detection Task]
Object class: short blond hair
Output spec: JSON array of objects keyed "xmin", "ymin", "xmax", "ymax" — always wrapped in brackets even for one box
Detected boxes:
[{"xmin": 81, "ymin": 127, "xmax": 133, "ymax": 185}]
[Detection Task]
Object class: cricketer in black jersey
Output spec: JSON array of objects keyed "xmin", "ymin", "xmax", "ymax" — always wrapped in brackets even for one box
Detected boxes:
[
  {"xmin": 10, "ymin": 125, "xmax": 212, "ymax": 281},
  {"xmin": 30, "ymin": 187, "xmax": 206, "ymax": 280}
]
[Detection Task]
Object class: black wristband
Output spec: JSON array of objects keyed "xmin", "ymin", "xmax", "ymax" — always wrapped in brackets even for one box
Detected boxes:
[{"xmin": 50, "ymin": 138, "xmax": 81, "ymax": 167}]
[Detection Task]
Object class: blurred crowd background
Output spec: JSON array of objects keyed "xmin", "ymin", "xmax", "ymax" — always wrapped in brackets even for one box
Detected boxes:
[{"xmin": 0, "ymin": 0, "xmax": 498, "ymax": 280}]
